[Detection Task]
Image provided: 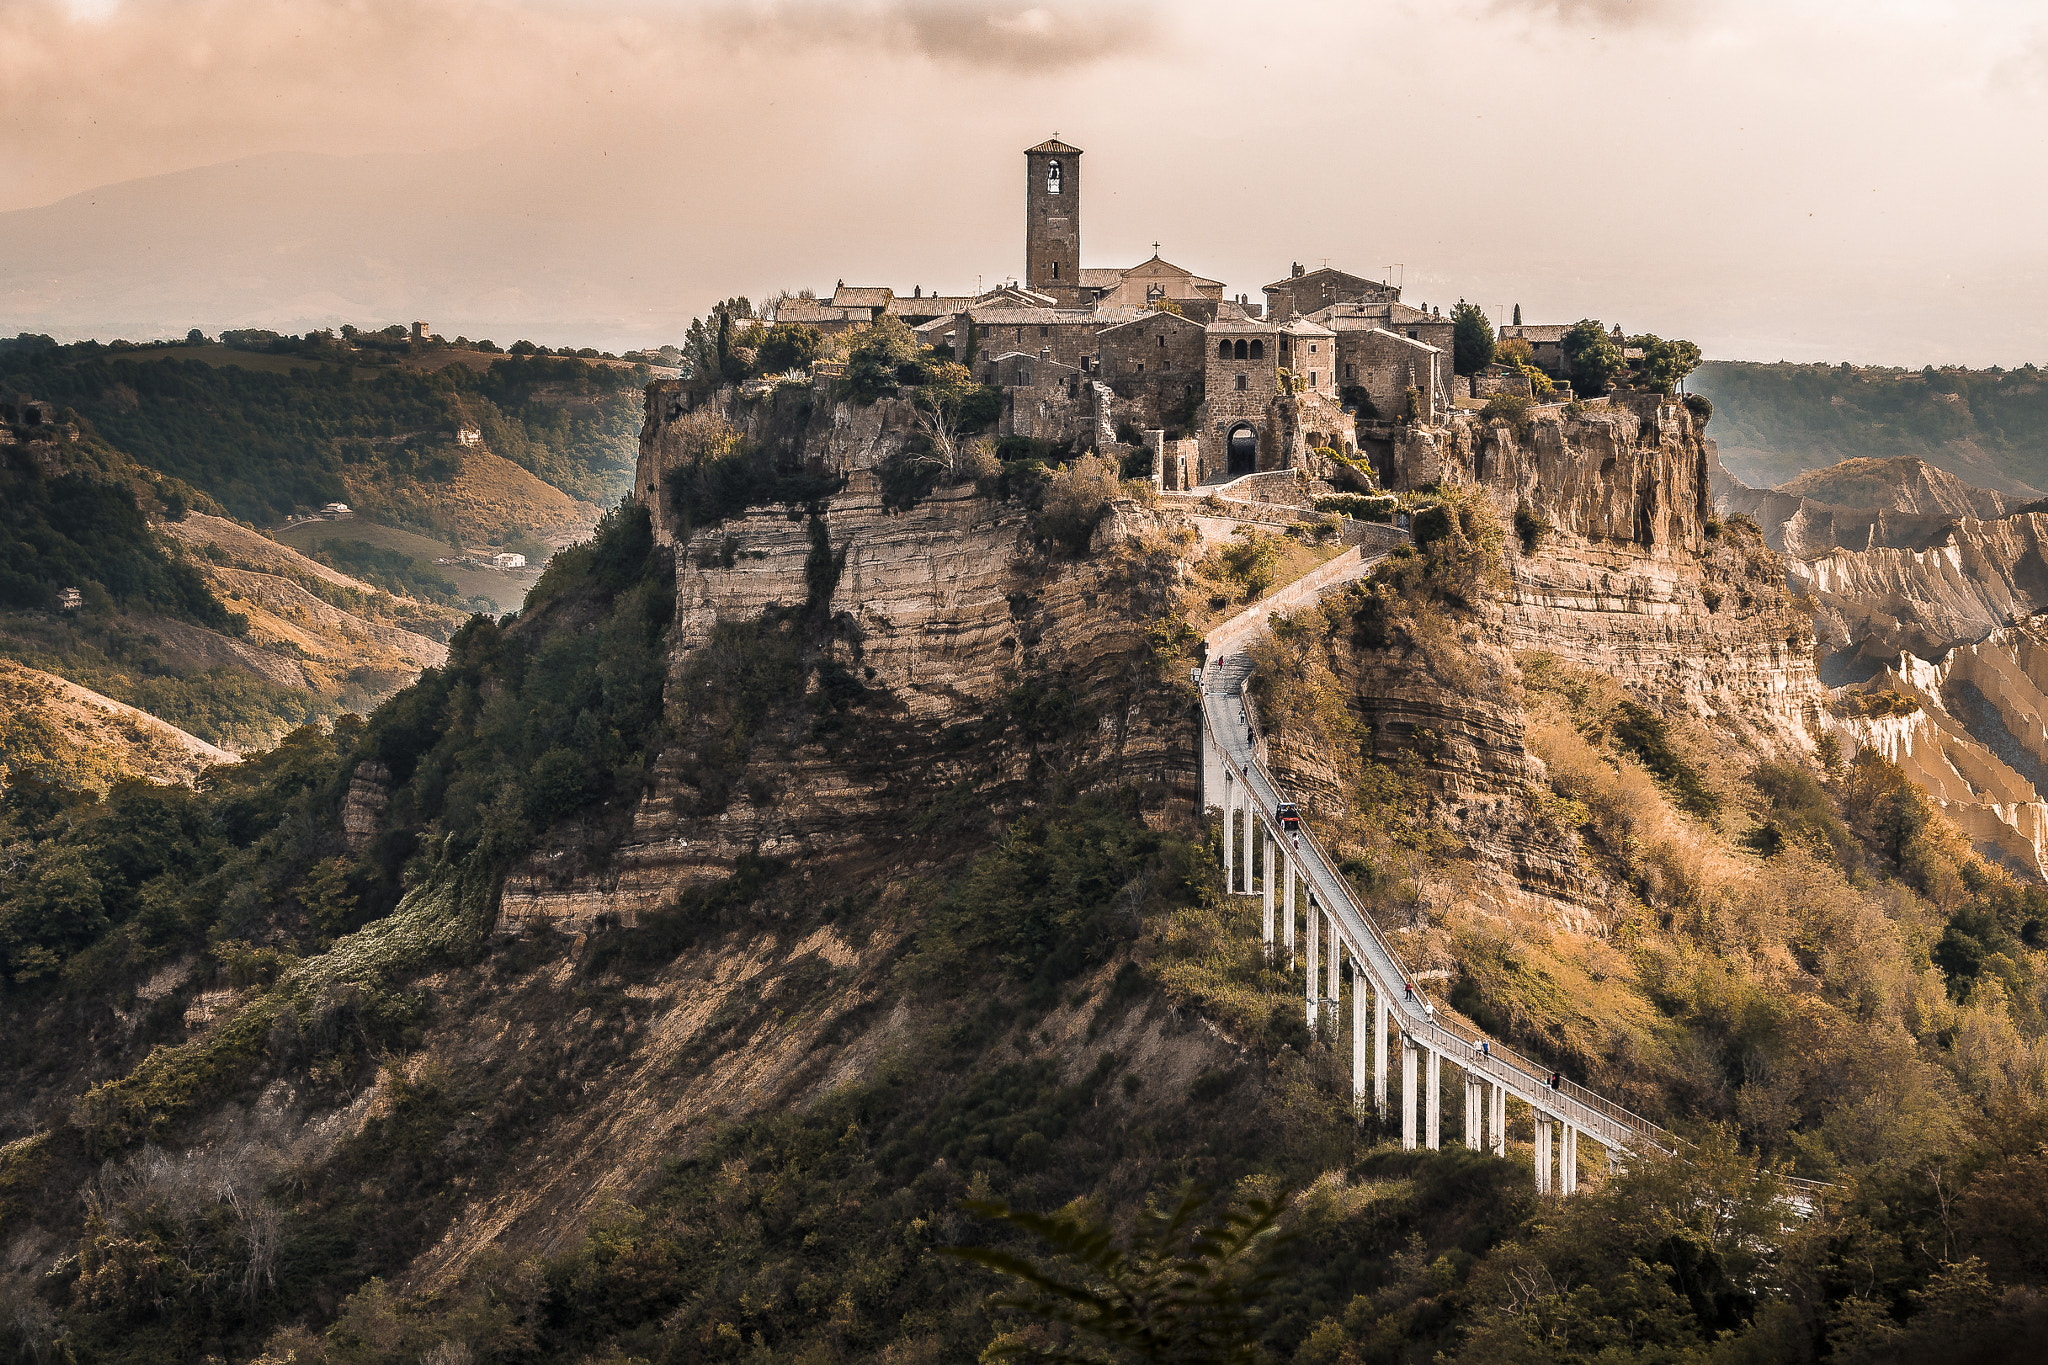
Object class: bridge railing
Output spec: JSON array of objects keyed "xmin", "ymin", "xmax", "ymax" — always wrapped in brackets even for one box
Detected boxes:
[{"xmin": 1207, "ymin": 682, "xmax": 1673, "ymax": 1155}]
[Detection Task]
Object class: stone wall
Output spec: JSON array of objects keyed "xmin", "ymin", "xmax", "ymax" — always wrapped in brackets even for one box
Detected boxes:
[{"xmin": 1338, "ymin": 329, "xmax": 1444, "ymax": 424}]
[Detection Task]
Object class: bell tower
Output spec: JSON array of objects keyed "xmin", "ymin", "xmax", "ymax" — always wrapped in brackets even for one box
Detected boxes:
[{"xmin": 1024, "ymin": 137, "xmax": 1083, "ymax": 305}]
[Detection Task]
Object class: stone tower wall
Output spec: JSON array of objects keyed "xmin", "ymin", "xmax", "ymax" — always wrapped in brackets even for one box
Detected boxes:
[{"xmin": 1025, "ymin": 144, "xmax": 1083, "ymax": 304}]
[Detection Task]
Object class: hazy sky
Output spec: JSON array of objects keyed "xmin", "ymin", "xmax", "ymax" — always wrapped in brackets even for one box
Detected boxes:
[{"xmin": 4, "ymin": 0, "xmax": 2046, "ymax": 363}]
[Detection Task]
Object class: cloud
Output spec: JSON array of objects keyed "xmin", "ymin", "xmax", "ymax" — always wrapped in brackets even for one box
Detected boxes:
[
  {"xmin": 706, "ymin": 1, "xmax": 1165, "ymax": 68},
  {"xmin": 1479, "ymin": 0, "xmax": 1710, "ymax": 29}
]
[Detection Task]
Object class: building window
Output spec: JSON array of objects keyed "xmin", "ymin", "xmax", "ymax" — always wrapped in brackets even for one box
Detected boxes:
[
  {"xmin": 1345, "ymin": 364, "xmax": 1355, "ymax": 380},
  {"xmin": 1051, "ymin": 262, "xmax": 1059, "ymax": 279},
  {"xmin": 1407, "ymin": 330, "xmax": 1417, "ymax": 339},
  {"xmin": 1234, "ymin": 373, "xmax": 1247, "ymax": 391},
  {"xmin": 1218, "ymin": 340, "xmax": 1231, "ymax": 360},
  {"xmin": 1048, "ymin": 159, "xmax": 1063, "ymax": 194},
  {"xmin": 1137, "ymin": 362, "xmax": 1146, "ymax": 375},
  {"xmin": 1310, "ymin": 372, "xmax": 1318, "ymax": 387},
  {"xmin": 1233, "ymin": 339, "xmax": 1247, "ymax": 361},
  {"xmin": 1309, "ymin": 343, "xmax": 1318, "ymax": 354},
  {"xmin": 1249, "ymin": 340, "xmax": 1264, "ymax": 360},
  {"xmin": 1157, "ymin": 334, "xmax": 1165, "ymax": 347},
  {"xmin": 1040, "ymin": 325, "xmax": 1050, "ymax": 337}
]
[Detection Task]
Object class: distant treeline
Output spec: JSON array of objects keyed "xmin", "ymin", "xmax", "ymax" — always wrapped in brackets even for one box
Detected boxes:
[
  {"xmin": 0, "ymin": 338, "xmax": 649, "ymax": 524},
  {"xmin": 1693, "ymin": 360, "xmax": 2048, "ymax": 488}
]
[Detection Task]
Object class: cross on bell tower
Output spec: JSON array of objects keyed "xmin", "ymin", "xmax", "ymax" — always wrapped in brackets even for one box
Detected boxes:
[{"xmin": 1024, "ymin": 136, "xmax": 1083, "ymax": 305}]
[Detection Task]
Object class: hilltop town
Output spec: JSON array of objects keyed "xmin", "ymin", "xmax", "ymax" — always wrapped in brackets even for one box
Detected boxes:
[{"xmin": 765, "ymin": 137, "xmax": 1670, "ymax": 492}]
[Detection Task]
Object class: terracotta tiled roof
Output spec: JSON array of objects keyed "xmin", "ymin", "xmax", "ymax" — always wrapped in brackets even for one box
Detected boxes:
[
  {"xmin": 830, "ymin": 285, "xmax": 895, "ymax": 308},
  {"xmin": 775, "ymin": 299, "xmax": 863, "ymax": 324},
  {"xmin": 967, "ymin": 306, "xmax": 1145, "ymax": 327},
  {"xmin": 1279, "ymin": 318, "xmax": 1335, "ymax": 336},
  {"xmin": 1079, "ymin": 268, "xmax": 1126, "ymax": 289},
  {"xmin": 1357, "ymin": 327, "xmax": 1441, "ymax": 354},
  {"xmin": 1025, "ymin": 137, "xmax": 1083, "ymax": 155},
  {"xmin": 885, "ymin": 295, "xmax": 975, "ymax": 317},
  {"xmin": 1094, "ymin": 310, "xmax": 1206, "ymax": 336}
]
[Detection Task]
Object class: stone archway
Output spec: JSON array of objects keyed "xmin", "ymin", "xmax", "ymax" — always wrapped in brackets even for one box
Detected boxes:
[{"xmin": 1227, "ymin": 424, "xmax": 1258, "ymax": 477}]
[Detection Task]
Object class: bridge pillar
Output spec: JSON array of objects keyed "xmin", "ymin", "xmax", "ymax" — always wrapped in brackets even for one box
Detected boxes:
[
  {"xmin": 1400, "ymin": 1038, "xmax": 1418, "ymax": 1149},
  {"xmin": 1325, "ymin": 909, "xmax": 1341, "ymax": 1016},
  {"xmin": 1261, "ymin": 836, "xmax": 1275, "ymax": 954},
  {"xmin": 1242, "ymin": 791, "xmax": 1255, "ymax": 896},
  {"xmin": 1464, "ymin": 1074, "xmax": 1482, "ymax": 1149},
  {"xmin": 1282, "ymin": 848, "xmax": 1296, "ymax": 967},
  {"xmin": 1425, "ymin": 1049, "xmax": 1442, "ymax": 1150},
  {"xmin": 1305, "ymin": 902, "xmax": 1320, "ymax": 1033},
  {"xmin": 1222, "ymin": 775, "xmax": 1235, "ymax": 892},
  {"xmin": 1350, "ymin": 951, "xmax": 1368, "ymax": 1113},
  {"xmin": 1534, "ymin": 1116, "xmax": 1553, "ymax": 1195},
  {"xmin": 1374, "ymin": 992, "xmax": 1388, "ymax": 1115},
  {"xmin": 1560, "ymin": 1125, "xmax": 1578, "ymax": 1195},
  {"xmin": 1490, "ymin": 1083, "xmax": 1506, "ymax": 1157}
]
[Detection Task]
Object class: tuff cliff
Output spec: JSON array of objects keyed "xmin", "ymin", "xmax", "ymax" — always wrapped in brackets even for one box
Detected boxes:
[
  {"xmin": 502, "ymin": 385, "xmax": 1199, "ymax": 932},
  {"xmin": 1256, "ymin": 395, "xmax": 1822, "ymax": 930}
]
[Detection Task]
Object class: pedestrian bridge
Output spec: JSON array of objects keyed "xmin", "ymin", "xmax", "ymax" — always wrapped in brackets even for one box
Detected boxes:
[{"xmin": 1195, "ymin": 543, "xmax": 1826, "ymax": 1202}]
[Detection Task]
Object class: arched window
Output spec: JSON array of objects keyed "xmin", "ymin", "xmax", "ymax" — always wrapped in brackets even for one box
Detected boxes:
[
  {"xmin": 1249, "ymin": 340, "xmax": 1264, "ymax": 360},
  {"xmin": 1047, "ymin": 159, "xmax": 1063, "ymax": 194},
  {"xmin": 1218, "ymin": 340, "xmax": 1231, "ymax": 360},
  {"xmin": 1233, "ymin": 339, "xmax": 1247, "ymax": 361}
]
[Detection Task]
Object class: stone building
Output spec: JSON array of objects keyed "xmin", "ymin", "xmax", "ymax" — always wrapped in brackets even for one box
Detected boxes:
[
  {"xmin": 1496, "ymin": 323, "xmax": 1570, "ymax": 375},
  {"xmin": 1094, "ymin": 310, "xmax": 1207, "ymax": 427},
  {"xmin": 1263, "ymin": 264, "xmax": 1400, "ymax": 322}
]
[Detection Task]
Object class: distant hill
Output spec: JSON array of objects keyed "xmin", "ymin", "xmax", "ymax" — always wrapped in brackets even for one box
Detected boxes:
[
  {"xmin": 1776, "ymin": 456, "xmax": 2009, "ymax": 519},
  {"xmin": 0, "ymin": 658, "xmax": 236, "ymax": 793},
  {"xmin": 0, "ymin": 336, "xmax": 645, "ymax": 542},
  {"xmin": 1692, "ymin": 360, "xmax": 2048, "ymax": 495}
]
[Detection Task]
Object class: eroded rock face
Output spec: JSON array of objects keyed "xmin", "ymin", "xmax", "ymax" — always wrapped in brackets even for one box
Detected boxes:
[
  {"xmin": 1830, "ymin": 622, "xmax": 2048, "ymax": 878},
  {"xmin": 506, "ymin": 388, "xmax": 1204, "ymax": 933},
  {"xmin": 1259, "ymin": 394, "xmax": 1825, "ymax": 924},
  {"xmin": 341, "ymin": 761, "xmax": 392, "ymax": 853},
  {"xmin": 1792, "ymin": 514, "xmax": 2048, "ymax": 683}
]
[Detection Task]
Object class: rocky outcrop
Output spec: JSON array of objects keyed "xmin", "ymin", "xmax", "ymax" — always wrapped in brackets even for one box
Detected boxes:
[
  {"xmin": 1790, "ymin": 514, "xmax": 2048, "ymax": 682},
  {"xmin": 507, "ymin": 381, "xmax": 1205, "ymax": 933},
  {"xmin": 1420, "ymin": 394, "xmax": 1820, "ymax": 756},
  {"xmin": 1712, "ymin": 456, "xmax": 2010, "ymax": 559},
  {"xmin": 340, "ymin": 760, "xmax": 392, "ymax": 852},
  {"xmin": 1829, "ymin": 622, "xmax": 2048, "ymax": 878}
]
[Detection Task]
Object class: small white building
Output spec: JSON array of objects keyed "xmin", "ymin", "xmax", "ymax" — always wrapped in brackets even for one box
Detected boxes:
[
  {"xmin": 57, "ymin": 587, "xmax": 82, "ymax": 611},
  {"xmin": 322, "ymin": 502, "xmax": 352, "ymax": 515},
  {"xmin": 457, "ymin": 425, "xmax": 482, "ymax": 447},
  {"xmin": 490, "ymin": 552, "xmax": 527, "ymax": 570}
]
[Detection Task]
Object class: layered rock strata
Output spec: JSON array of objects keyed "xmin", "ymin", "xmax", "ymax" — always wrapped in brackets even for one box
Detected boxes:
[{"xmin": 503, "ymin": 392, "xmax": 1202, "ymax": 933}]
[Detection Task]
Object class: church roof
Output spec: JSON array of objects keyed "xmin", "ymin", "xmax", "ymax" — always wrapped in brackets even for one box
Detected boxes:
[
  {"xmin": 1079, "ymin": 268, "xmax": 1127, "ymax": 289},
  {"xmin": 1026, "ymin": 137, "xmax": 1084, "ymax": 155}
]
